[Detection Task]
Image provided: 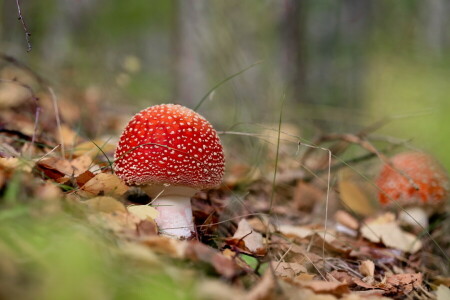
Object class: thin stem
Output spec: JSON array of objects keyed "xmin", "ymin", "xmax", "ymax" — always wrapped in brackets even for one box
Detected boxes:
[{"xmin": 16, "ymin": 0, "xmax": 32, "ymax": 52}]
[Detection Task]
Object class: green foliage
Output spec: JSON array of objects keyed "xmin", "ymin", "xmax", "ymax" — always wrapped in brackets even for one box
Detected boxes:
[{"xmin": 0, "ymin": 206, "xmax": 196, "ymax": 300}]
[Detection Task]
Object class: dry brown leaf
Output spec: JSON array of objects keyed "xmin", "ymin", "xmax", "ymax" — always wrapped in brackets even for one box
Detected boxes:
[
  {"xmin": 78, "ymin": 173, "xmax": 129, "ymax": 197},
  {"xmin": 327, "ymin": 270, "xmax": 354, "ymax": 285},
  {"xmin": 296, "ymin": 273, "xmax": 316, "ymax": 281},
  {"xmin": 59, "ymin": 125, "xmax": 78, "ymax": 147},
  {"xmin": 76, "ymin": 170, "xmax": 95, "ymax": 187},
  {"xmin": 83, "ymin": 196, "xmax": 127, "ymax": 213},
  {"xmin": 359, "ymin": 260, "xmax": 375, "ymax": 277},
  {"xmin": 0, "ymin": 81, "xmax": 31, "ymax": 108},
  {"xmin": 128, "ymin": 205, "xmax": 159, "ymax": 220},
  {"xmin": 246, "ymin": 269, "xmax": 276, "ymax": 300},
  {"xmin": 279, "ymin": 281, "xmax": 339, "ymax": 300},
  {"xmin": 342, "ymin": 291, "xmax": 389, "ymax": 300},
  {"xmin": 119, "ymin": 243, "xmax": 160, "ymax": 266},
  {"xmin": 196, "ymin": 279, "xmax": 245, "ymax": 300},
  {"xmin": 231, "ymin": 219, "xmax": 265, "ymax": 254},
  {"xmin": 279, "ymin": 225, "xmax": 337, "ymax": 246},
  {"xmin": 0, "ymin": 157, "xmax": 32, "ymax": 172},
  {"xmin": 433, "ymin": 276, "xmax": 450, "ymax": 287},
  {"xmin": 292, "ymin": 279, "xmax": 350, "ymax": 297},
  {"xmin": 272, "ymin": 261, "xmax": 307, "ymax": 278},
  {"xmin": 185, "ymin": 241, "xmax": 242, "ymax": 279},
  {"xmin": 36, "ymin": 157, "xmax": 73, "ymax": 178},
  {"xmin": 335, "ymin": 210, "xmax": 359, "ymax": 230},
  {"xmin": 293, "ymin": 181, "xmax": 325, "ymax": 211},
  {"xmin": 353, "ymin": 277, "xmax": 377, "ymax": 289},
  {"xmin": 338, "ymin": 168, "xmax": 378, "ymax": 216},
  {"xmin": 70, "ymin": 155, "xmax": 92, "ymax": 177},
  {"xmin": 360, "ymin": 213, "xmax": 422, "ymax": 253},
  {"xmin": 378, "ymin": 273, "xmax": 423, "ymax": 295},
  {"xmin": 87, "ymin": 211, "xmax": 140, "ymax": 234},
  {"xmin": 136, "ymin": 219, "xmax": 158, "ymax": 236},
  {"xmin": 35, "ymin": 182, "xmax": 63, "ymax": 200},
  {"xmin": 141, "ymin": 236, "xmax": 187, "ymax": 258},
  {"xmin": 246, "ymin": 216, "xmax": 274, "ymax": 233}
]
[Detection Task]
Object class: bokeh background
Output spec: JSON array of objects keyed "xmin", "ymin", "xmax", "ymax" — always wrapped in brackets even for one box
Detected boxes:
[
  {"xmin": 1, "ymin": 1, "xmax": 450, "ymax": 299},
  {"xmin": 2, "ymin": 0, "xmax": 450, "ymax": 166}
]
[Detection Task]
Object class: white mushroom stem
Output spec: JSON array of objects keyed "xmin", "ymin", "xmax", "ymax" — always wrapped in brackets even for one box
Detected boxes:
[{"xmin": 142, "ymin": 185, "xmax": 198, "ymax": 239}]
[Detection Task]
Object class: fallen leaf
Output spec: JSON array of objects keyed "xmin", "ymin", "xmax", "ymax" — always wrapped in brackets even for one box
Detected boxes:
[
  {"xmin": 59, "ymin": 125, "xmax": 78, "ymax": 147},
  {"xmin": 279, "ymin": 225, "xmax": 338, "ymax": 246},
  {"xmin": 84, "ymin": 196, "xmax": 127, "ymax": 213},
  {"xmin": 360, "ymin": 213, "xmax": 422, "ymax": 253},
  {"xmin": 343, "ymin": 291, "xmax": 388, "ymax": 299},
  {"xmin": 272, "ymin": 261, "xmax": 307, "ymax": 278},
  {"xmin": 246, "ymin": 269, "xmax": 276, "ymax": 300},
  {"xmin": 0, "ymin": 81, "xmax": 30, "ymax": 108},
  {"xmin": 142, "ymin": 236, "xmax": 187, "ymax": 258},
  {"xmin": 196, "ymin": 279, "xmax": 245, "ymax": 300},
  {"xmin": 296, "ymin": 273, "xmax": 316, "ymax": 281},
  {"xmin": 128, "ymin": 205, "xmax": 159, "ymax": 220},
  {"xmin": 291, "ymin": 279, "xmax": 350, "ymax": 297},
  {"xmin": 35, "ymin": 157, "xmax": 72, "ymax": 180},
  {"xmin": 437, "ymin": 285, "xmax": 450, "ymax": 300},
  {"xmin": 335, "ymin": 210, "xmax": 359, "ymax": 230},
  {"xmin": 278, "ymin": 224, "xmax": 316, "ymax": 239},
  {"xmin": 76, "ymin": 170, "xmax": 95, "ymax": 187},
  {"xmin": 338, "ymin": 168, "xmax": 378, "ymax": 216},
  {"xmin": 185, "ymin": 241, "xmax": 242, "ymax": 279},
  {"xmin": 0, "ymin": 157, "xmax": 32, "ymax": 172},
  {"xmin": 230, "ymin": 219, "xmax": 265, "ymax": 254},
  {"xmin": 378, "ymin": 273, "xmax": 423, "ymax": 295},
  {"xmin": 35, "ymin": 182, "xmax": 63, "ymax": 200},
  {"xmin": 87, "ymin": 211, "xmax": 140, "ymax": 235},
  {"xmin": 119, "ymin": 243, "xmax": 160, "ymax": 266},
  {"xmin": 327, "ymin": 270, "xmax": 354, "ymax": 285},
  {"xmin": 353, "ymin": 277, "xmax": 377, "ymax": 289},
  {"xmin": 70, "ymin": 155, "xmax": 92, "ymax": 177},
  {"xmin": 293, "ymin": 181, "xmax": 325, "ymax": 212},
  {"xmin": 136, "ymin": 219, "xmax": 158, "ymax": 236},
  {"xmin": 78, "ymin": 173, "xmax": 129, "ymax": 197},
  {"xmin": 359, "ymin": 260, "xmax": 375, "ymax": 277}
]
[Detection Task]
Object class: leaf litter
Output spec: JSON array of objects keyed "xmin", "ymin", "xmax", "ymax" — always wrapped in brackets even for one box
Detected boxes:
[{"xmin": 0, "ymin": 58, "xmax": 449, "ymax": 299}]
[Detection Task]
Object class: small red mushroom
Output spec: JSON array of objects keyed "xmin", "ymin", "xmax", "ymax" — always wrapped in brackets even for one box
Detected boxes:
[
  {"xmin": 376, "ymin": 151, "xmax": 450, "ymax": 227},
  {"xmin": 114, "ymin": 104, "xmax": 225, "ymax": 238}
]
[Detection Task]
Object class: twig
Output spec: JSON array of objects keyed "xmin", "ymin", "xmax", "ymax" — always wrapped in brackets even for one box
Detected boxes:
[{"xmin": 16, "ymin": 0, "xmax": 32, "ymax": 52}]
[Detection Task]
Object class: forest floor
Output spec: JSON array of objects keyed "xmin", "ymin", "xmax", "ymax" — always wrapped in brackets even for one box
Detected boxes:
[{"xmin": 0, "ymin": 54, "xmax": 449, "ymax": 300}]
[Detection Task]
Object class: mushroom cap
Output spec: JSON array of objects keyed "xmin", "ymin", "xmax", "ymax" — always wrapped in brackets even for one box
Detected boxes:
[
  {"xmin": 376, "ymin": 152, "xmax": 450, "ymax": 207},
  {"xmin": 114, "ymin": 104, "xmax": 225, "ymax": 189}
]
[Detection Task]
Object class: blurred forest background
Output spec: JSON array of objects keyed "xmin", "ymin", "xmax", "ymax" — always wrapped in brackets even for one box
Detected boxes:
[{"xmin": 1, "ymin": 0, "xmax": 450, "ymax": 166}]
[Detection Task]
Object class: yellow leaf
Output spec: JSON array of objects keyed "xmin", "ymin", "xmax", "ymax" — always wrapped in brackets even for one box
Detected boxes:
[
  {"xmin": 338, "ymin": 168, "xmax": 379, "ymax": 216},
  {"xmin": 128, "ymin": 205, "xmax": 159, "ymax": 220},
  {"xmin": 84, "ymin": 196, "xmax": 127, "ymax": 213},
  {"xmin": 78, "ymin": 173, "xmax": 129, "ymax": 197}
]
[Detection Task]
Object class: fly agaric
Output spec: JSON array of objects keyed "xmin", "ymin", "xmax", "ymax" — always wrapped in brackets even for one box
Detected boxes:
[
  {"xmin": 114, "ymin": 104, "xmax": 225, "ymax": 239},
  {"xmin": 376, "ymin": 152, "xmax": 450, "ymax": 228}
]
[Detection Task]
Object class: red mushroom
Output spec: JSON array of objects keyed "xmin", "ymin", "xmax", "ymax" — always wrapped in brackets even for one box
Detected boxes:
[
  {"xmin": 114, "ymin": 104, "xmax": 225, "ymax": 238},
  {"xmin": 376, "ymin": 151, "xmax": 450, "ymax": 227}
]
